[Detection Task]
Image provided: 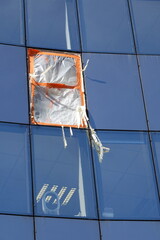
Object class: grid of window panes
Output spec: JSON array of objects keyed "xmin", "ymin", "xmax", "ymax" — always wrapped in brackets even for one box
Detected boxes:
[{"xmin": 0, "ymin": 1, "xmax": 160, "ymax": 239}]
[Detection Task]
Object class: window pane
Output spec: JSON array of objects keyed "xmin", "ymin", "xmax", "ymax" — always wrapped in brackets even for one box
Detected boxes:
[
  {"xmin": 25, "ymin": 0, "xmax": 80, "ymax": 51},
  {"xmin": 130, "ymin": 0, "xmax": 160, "ymax": 54},
  {"xmin": 138, "ymin": 56, "xmax": 160, "ymax": 130},
  {"xmin": 0, "ymin": 124, "xmax": 32, "ymax": 215},
  {"xmin": 151, "ymin": 132, "xmax": 160, "ymax": 189},
  {"xmin": 36, "ymin": 217, "xmax": 100, "ymax": 240},
  {"xmin": 0, "ymin": 215, "xmax": 34, "ymax": 240},
  {"xmin": 83, "ymin": 53, "xmax": 147, "ymax": 130},
  {"xmin": 0, "ymin": 0, "xmax": 24, "ymax": 45},
  {"xmin": 31, "ymin": 126, "xmax": 97, "ymax": 218},
  {"xmin": 101, "ymin": 221, "xmax": 160, "ymax": 240},
  {"xmin": 0, "ymin": 45, "xmax": 28, "ymax": 124},
  {"xmin": 93, "ymin": 131, "xmax": 160, "ymax": 219},
  {"xmin": 78, "ymin": 0, "xmax": 135, "ymax": 53}
]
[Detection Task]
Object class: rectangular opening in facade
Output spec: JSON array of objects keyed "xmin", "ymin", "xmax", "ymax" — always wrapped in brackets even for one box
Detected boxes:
[{"xmin": 28, "ymin": 49, "xmax": 87, "ymax": 128}]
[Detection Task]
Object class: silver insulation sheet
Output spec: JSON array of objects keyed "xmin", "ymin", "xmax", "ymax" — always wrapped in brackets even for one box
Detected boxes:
[
  {"xmin": 33, "ymin": 86, "xmax": 81, "ymax": 125},
  {"xmin": 34, "ymin": 54, "xmax": 77, "ymax": 85}
]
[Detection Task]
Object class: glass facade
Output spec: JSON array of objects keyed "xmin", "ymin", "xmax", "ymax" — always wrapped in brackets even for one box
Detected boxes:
[
  {"xmin": 78, "ymin": 0, "xmax": 135, "ymax": 53},
  {"xmin": 129, "ymin": 0, "xmax": 160, "ymax": 54},
  {"xmin": 0, "ymin": 1, "xmax": 160, "ymax": 239},
  {"xmin": 25, "ymin": 0, "xmax": 80, "ymax": 51},
  {"xmin": 93, "ymin": 131, "xmax": 160, "ymax": 219},
  {"xmin": 31, "ymin": 127, "xmax": 97, "ymax": 218}
]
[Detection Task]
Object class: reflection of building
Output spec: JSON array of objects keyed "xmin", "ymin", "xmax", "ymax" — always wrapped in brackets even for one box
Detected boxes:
[{"xmin": 0, "ymin": 1, "xmax": 160, "ymax": 239}]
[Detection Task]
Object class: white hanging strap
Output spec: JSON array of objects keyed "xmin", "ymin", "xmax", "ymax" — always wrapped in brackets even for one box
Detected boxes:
[
  {"xmin": 89, "ymin": 124, "xmax": 110, "ymax": 163},
  {"xmin": 76, "ymin": 106, "xmax": 89, "ymax": 128},
  {"xmin": 70, "ymin": 127, "xmax": 73, "ymax": 136},
  {"xmin": 61, "ymin": 126, "xmax": 67, "ymax": 148},
  {"xmin": 82, "ymin": 59, "xmax": 89, "ymax": 72}
]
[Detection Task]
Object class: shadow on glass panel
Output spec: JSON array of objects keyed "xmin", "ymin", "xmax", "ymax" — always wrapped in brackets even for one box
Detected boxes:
[
  {"xmin": 31, "ymin": 126, "xmax": 97, "ymax": 218},
  {"xmin": 93, "ymin": 131, "xmax": 160, "ymax": 220},
  {"xmin": 83, "ymin": 53, "xmax": 147, "ymax": 130}
]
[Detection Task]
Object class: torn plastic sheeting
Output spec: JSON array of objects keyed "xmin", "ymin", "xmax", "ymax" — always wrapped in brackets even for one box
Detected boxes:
[{"xmin": 89, "ymin": 125, "xmax": 110, "ymax": 163}]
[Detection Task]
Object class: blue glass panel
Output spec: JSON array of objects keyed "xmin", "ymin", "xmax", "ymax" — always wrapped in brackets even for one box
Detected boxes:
[
  {"xmin": 78, "ymin": 0, "xmax": 135, "ymax": 53},
  {"xmin": 101, "ymin": 221, "xmax": 160, "ymax": 240},
  {"xmin": 93, "ymin": 131, "xmax": 160, "ymax": 219},
  {"xmin": 0, "ymin": 215, "xmax": 34, "ymax": 240},
  {"xmin": 83, "ymin": 53, "xmax": 147, "ymax": 130},
  {"xmin": 0, "ymin": 0, "xmax": 24, "ymax": 45},
  {"xmin": 0, "ymin": 45, "xmax": 28, "ymax": 124},
  {"xmin": 0, "ymin": 124, "xmax": 32, "ymax": 214},
  {"xmin": 36, "ymin": 217, "xmax": 100, "ymax": 240},
  {"xmin": 25, "ymin": 0, "xmax": 80, "ymax": 51},
  {"xmin": 31, "ymin": 126, "xmax": 97, "ymax": 218},
  {"xmin": 151, "ymin": 132, "xmax": 160, "ymax": 189},
  {"xmin": 130, "ymin": 0, "xmax": 160, "ymax": 54},
  {"xmin": 138, "ymin": 56, "xmax": 160, "ymax": 130}
]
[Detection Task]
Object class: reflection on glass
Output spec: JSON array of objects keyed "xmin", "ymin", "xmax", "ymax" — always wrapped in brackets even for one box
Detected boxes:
[
  {"xmin": 0, "ymin": 123, "xmax": 32, "ymax": 214},
  {"xmin": 31, "ymin": 126, "xmax": 97, "ymax": 218},
  {"xmin": 42, "ymin": 190, "xmax": 60, "ymax": 215},
  {"xmin": 25, "ymin": 0, "xmax": 80, "ymax": 51},
  {"xmin": 130, "ymin": 0, "xmax": 160, "ymax": 54},
  {"xmin": 93, "ymin": 131, "xmax": 160, "ymax": 219}
]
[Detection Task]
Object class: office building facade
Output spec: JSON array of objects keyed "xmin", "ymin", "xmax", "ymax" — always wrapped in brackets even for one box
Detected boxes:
[{"xmin": 0, "ymin": 0, "xmax": 160, "ymax": 239}]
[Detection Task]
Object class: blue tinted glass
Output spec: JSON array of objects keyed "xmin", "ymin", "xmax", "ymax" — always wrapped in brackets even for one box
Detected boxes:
[
  {"xmin": 93, "ymin": 131, "xmax": 160, "ymax": 219},
  {"xmin": 0, "ymin": 215, "xmax": 34, "ymax": 240},
  {"xmin": 130, "ymin": 0, "xmax": 160, "ymax": 54},
  {"xmin": 83, "ymin": 53, "xmax": 147, "ymax": 130},
  {"xmin": 101, "ymin": 221, "xmax": 160, "ymax": 240},
  {"xmin": 0, "ymin": 0, "xmax": 24, "ymax": 45},
  {"xmin": 0, "ymin": 124, "xmax": 32, "ymax": 215},
  {"xmin": 0, "ymin": 45, "xmax": 28, "ymax": 124},
  {"xmin": 31, "ymin": 126, "xmax": 97, "ymax": 218},
  {"xmin": 78, "ymin": 0, "xmax": 135, "ymax": 53},
  {"xmin": 25, "ymin": 0, "xmax": 80, "ymax": 51},
  {"xmin": 36, "ymin": 217, "xmax": 100, "ymax": 240},
  {"xmin": 138, "ymin": 56, "xmax": 160, "ymax": 130},
  {"xmin": 151, "ymin": 132, "xmax": 160, "ymax": 189}
]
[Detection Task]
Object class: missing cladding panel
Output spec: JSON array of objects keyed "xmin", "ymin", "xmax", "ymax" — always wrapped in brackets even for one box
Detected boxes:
[{"xmin": 28, "ymin": 49, "xmax": 87, "ymax": 128}]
